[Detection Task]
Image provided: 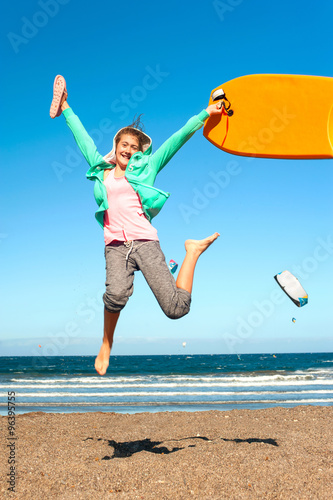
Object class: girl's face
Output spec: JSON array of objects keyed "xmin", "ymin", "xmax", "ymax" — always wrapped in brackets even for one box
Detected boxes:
[{"xmin": 115, "ymin": 134, "xmax": 140, "ymax": 169}]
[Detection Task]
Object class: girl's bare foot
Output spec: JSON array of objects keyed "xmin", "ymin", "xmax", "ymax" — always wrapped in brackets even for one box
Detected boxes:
[
  {"xmin": 94, "ymin": 342, "xmax": 111, "ymax": 376},
  {"xmin": 184, "ymin": 232, "xmax": 220, "ymax": 256},
  {"xmin": 176, "ymin": 233, "xmax": 220, "ymax": 293}
]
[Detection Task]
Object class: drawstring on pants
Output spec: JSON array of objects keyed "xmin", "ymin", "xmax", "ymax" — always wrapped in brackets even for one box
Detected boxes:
[
  {"xmin": 124, "ymin": 240, "xmax": 134, "ymax": 263},
  {"xmin": 122, "ymin": 225, "xmax": 133, "ymax": 264}
]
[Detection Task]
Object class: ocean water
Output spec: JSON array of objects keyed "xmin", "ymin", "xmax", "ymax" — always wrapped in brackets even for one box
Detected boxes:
[{"xmin": 0, "ymin": 353, "xmax": 332, "ymax": 415}]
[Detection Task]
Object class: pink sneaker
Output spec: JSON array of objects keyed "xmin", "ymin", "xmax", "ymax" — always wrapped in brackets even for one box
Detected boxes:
[{"xmin": 50, "ymin": 75, "xmax": 67, "ymax": 118}]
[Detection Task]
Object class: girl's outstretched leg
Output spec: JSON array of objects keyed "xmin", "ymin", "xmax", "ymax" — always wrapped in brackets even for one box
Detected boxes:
[
  {"xmin": 176, "ymin": 232, "xmax": 220, "ymax": 294},
  {"xmin": 95, "ymin": 309, "xmax": 120, "ymax": 376}
]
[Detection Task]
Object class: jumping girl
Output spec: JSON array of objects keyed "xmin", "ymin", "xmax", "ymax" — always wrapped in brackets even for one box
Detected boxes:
[{"xmin": 50, "ymin": 75, "xmax": 222, "ymax": 376}]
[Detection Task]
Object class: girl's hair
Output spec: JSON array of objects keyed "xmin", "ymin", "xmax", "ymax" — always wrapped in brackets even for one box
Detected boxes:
[{"xmin": 115, "ymin": 114, "xmax": 147, "ymax": 152}]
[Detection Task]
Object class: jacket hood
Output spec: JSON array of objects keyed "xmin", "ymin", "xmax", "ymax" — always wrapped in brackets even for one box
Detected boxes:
[{"xmin": 103, "ymin": 127, "xmax": 152, "ymax": 164}]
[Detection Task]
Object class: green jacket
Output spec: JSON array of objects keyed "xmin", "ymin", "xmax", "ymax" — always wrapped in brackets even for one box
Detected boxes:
[{"xmin": 63, "ymin": 107, "xmax": 209, "ymax": 228}]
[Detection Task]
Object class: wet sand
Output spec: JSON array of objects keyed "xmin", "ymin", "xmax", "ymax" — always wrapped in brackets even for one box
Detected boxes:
[{"xmin": 1, "ymin": 405, "xmax": 332, "ymax": 499}]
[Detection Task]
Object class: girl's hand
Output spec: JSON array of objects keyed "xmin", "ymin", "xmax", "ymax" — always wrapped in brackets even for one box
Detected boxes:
[{"xmin": 206, "ymin": 102, "xmax": 224, "ymax": 116}]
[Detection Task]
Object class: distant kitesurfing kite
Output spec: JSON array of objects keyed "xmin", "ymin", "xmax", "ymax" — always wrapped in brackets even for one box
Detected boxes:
[
  {"xmin": 274, "ymin": 270, "xmax": 308, "ymax": 307},
  {"xmin": 168, "ymin": 260, "xmax": 178, "ymax": 274},
  {"xmin": 182, "ymin": 342, "xmax": 186, "ymax": 348}
]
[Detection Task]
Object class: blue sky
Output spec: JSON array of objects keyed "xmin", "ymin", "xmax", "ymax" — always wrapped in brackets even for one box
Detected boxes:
[{"xmin": 1, "ymin": 0, "xmax": 332, "ymax": 357}]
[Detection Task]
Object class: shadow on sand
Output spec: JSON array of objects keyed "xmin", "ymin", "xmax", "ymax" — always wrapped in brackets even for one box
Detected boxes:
[
  {"xmin": 221, "ymin": 437, "xmax": 278, "ymax": 446},
  {"xmin": 83, "ymin": 435, "xmax": 278, "ymax": 459}
]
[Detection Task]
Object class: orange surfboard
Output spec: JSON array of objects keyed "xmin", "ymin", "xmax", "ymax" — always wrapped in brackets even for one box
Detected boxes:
[{"xmin": 203, "ymin": 74, "xmax": 333, "ymax": 159}]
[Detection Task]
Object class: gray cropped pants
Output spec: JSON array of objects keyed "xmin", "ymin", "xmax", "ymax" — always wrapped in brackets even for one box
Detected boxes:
[{"xmin": 103, "ymin": 240, "xmax": 191, "ymax": 319}]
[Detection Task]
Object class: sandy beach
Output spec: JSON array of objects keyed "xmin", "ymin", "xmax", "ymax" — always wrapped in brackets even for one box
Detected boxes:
[{"xmin": 1, "ymin": 405, "xmax": 332, "ymax": 499}]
